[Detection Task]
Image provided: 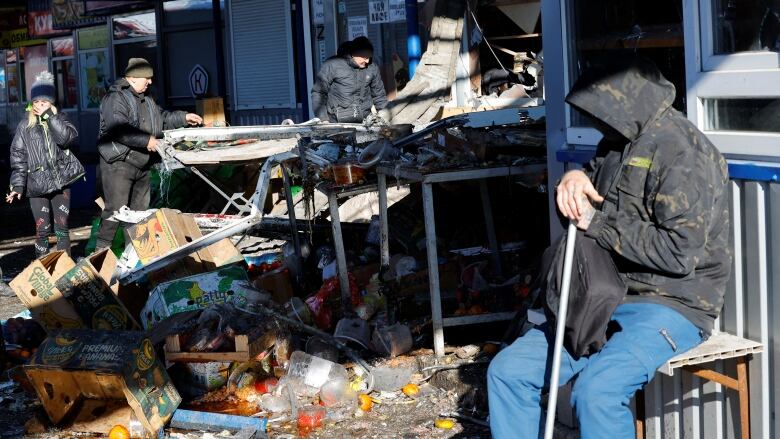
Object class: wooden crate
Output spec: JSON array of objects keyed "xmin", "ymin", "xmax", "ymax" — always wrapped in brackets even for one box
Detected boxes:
[{"xmin": 164, "ymin": 330, "xmax": 276, "ymax": 363}]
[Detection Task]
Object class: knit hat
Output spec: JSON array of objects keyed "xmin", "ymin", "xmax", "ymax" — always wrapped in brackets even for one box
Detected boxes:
[
  {"xmin": 124, "ymin": 57, "xmax": 154, "ymax": 78},
  {"xmin": 350, "ymin": 36, "xmax": 374, "ymax": 55},
  {"xmin": 30, "ymin": 71, "xmax": 55, "ymax": 103}
]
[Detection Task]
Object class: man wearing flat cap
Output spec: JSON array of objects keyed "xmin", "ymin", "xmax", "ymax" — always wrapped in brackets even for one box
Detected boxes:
[{"xmin": 95, "ymin": 57, "xmax": 203, "ymax": 250}]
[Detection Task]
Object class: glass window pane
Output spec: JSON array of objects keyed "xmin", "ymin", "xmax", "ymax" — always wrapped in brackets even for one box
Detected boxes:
[
  {"xmin": 704, "ymin": 98, "xmax": 780, "ymax": 133},
  {"xmin": 113, "ymin": 11, "xmax": 156, "ymax": 40},
  {"xmin": 52, "ymin": 36, "xmax": 74, "ymax": 57},
  {"xmin": 164, "ymin": 0, "xmax": 224, "ymax": 26},
  {"xmin": 23, "ymin": 45, "xmax": 49, "ymax": 102},
  {"xmin": 711, "ymin": 0, "xmax": 778, "ymax": 54},
  {"xmin": 79, "ymin": 51, "xmax": 110, "ymax": 109},
  {"xmin": 78, "ymin": 26, "xmax": 109, "ymax": 50},
  {"xmin": 53, "ymin": 59, "xmax": 78, "ymax": 109},
  {"xmin": 114, "ymin": 40, "xmax": 157, "ymax": 80},
  {"xmin": 0, "ymin": 66, "xmax": 6, "ymax": 104},
  {"xmin": 7, "ymin": 63, "xmax": 19, "ymax": 103},
  {"xmin": 568, "ymin": 0, "xmax": 687, "ymax": 126}
]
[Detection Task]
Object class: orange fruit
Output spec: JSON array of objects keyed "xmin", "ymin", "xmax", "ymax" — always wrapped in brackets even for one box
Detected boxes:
[
  {"xmin": 401, "ymin": 383, "xmax": 419, "ymax": 397},
  {"xmin": 358, "ymin": 394, "xmax": 373, "ymax": 411},
  {"xmin": 482, "ymin": 343, "xmax": 498, "ymax": 355},
  {"xmin": 108, "ymin": 424, "xmax": 130, "ymax": 439}
]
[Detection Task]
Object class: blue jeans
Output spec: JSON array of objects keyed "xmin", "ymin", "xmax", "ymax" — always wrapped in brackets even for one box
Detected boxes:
[{"xmin": 487, "ymin": 303, "xmax": 703, "ymax": 438}]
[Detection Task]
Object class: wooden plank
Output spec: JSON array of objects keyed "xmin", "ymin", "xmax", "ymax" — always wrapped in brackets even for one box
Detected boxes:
[
  {"xmin": 171, "ymin": 139, "xmax": 297, "ymax": 165},
  {"xmin": 165, "ymin": 351, "xmax": 251, "ymax": 363},
  {"xmin": 442, "ymin": 312, "xmax": 516, "ymax": 327},
  {"xmin": 684, "ymin": 366, "xmax": 739, "ymax": 391}
]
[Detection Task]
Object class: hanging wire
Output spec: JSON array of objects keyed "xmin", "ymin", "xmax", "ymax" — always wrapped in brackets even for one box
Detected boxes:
[{"xmin": 467, "ymin": 3, "xmax": 509, "ymax": 73}]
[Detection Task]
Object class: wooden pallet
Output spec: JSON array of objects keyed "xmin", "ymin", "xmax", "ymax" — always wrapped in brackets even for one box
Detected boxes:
[{"xmin": 164, "ymin": 331, "xmax": 276, "ymax": 363}]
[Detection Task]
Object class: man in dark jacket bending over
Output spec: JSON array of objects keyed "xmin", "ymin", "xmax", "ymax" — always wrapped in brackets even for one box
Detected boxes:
[
  {"xmin": 95, "ymin": 58, "xmax": 202, "ymax": 250},
  {"xmin": 487, "ymin": 61, "xmax": 732, "ymax": 438},
  {"xmin": 311, "ymin": 37, "xmax": 388, "ymax": 123}
]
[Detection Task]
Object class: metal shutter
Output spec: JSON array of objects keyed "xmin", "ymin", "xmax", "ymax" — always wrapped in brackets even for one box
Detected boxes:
[{"xmin": 229, "ymin": 0, "xmax": 296, "ymax": 109}]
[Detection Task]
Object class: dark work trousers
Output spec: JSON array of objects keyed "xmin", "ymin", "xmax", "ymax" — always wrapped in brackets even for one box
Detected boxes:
[
  {"xmin": 95, "ymin": 158, "xmax": 151, "ymax": 250},
  {"xmin": 28, "ymin": 188, "xmax": 71, "ymax": 258}
]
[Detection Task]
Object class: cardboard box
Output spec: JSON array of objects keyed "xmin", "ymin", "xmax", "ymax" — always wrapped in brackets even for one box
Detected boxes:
[
  {"xmin": 9, "ymin": 251, "xmax": 84, "ymax": 331},
  {"xmin": 24, "ymin": 329, "xmax": 181, "ymax": 437},
  {"xmin": 126, "ymin": 209, "xmax": 244, "ymax": 284},
  {"xmin": 55, "ymin": 249, "xmax": 141, "ymax": 331},
  {"xmin": 398, "ymin": 261, "xmax": 460, "ymax": 296},
  {"xmin": 140, "ymin": 264, "xmax": 252, "ymax": 330},
  {"xmin": 196, "ymin": 97, "xmax": 226, "ymax": 127},
  {"xmin": 254, "ymin": 267, "xmax": 293, "ymax": 304}
]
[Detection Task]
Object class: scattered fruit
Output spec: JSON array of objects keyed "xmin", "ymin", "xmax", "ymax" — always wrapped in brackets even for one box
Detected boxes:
[
  {"xmin": 401, "ymin": 383, "xmax": 419, "ymax": 397},
  {"xmin": 108, "ymin": 424, "xmax": 130, "ymax": 439},
  {"xmin": 358, "ymin": 394, "xmax": 373, "ymax": 411},
  {"xmin": 482, "ymin": 343, "xmax": 499, "ymax": 355},
  {"xmin": 434, "ymin": 418, "xmax": 455, "ymax": 429}
]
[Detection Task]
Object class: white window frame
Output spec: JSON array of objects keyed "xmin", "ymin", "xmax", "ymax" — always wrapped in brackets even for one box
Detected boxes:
[{"xmin": 687, "ymin": 0, "xmax": 780, "ymax": 158}]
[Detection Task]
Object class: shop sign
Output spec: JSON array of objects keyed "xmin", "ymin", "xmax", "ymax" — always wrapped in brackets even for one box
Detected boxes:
[
  {"xmin": 29, "ymin": 11, "xmax": 63, "ymax": 38},
  {"xmin": 369, "ymin": 0, "xmax": 389, "ymax": 24},
  {"xmin": 348, "ymin": 16, "xmax": 367, "ymax": 40},
  {"xmin": 0, "ymin": 6, "xmax": 26, "ymax": 29},
  {"xmin": 78, "ymin": 26, "xmax": 108, "ymax": 50},
  {"xmin": 189, "ymin": 64, "xmax": 209, "ymax": 97},
  {"xmin": 389, "ymin": 0, "xmax": 406, "ymax": 22},
  {"xmin": 312, "ymin": 0, "xmax": 325, "ymax": 25},
  {"xmin": 51, "ymin": 0, "xmax": 106, "ymax": 30},
  {"xmin": 0, "ymin": 28, "xmax": 47, "ymax": 49}
]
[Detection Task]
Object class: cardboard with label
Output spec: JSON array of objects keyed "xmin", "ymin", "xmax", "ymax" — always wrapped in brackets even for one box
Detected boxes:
[
  {"xmin": 55, "ymin": 249, "xmax": 141, "ymax": 331},
  {"xmin": 9, "ymin": 251, "xmax": 84, "ymax": 331},
  {"xmin": 24, "ymin": 330, "xmax": 181, "ymax": 436},
  {"xmin": 140, "ymin": 264, "xmax": 252, "ymax": 330},
  {"xmin": 126, "ymin": 208, "xmax": 243, "ymax": 284}
]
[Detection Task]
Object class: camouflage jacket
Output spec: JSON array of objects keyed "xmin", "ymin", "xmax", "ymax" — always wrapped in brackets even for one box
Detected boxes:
[{"xmin": 565, "ymin": 64, "xmax": 732, "ymax": 333}]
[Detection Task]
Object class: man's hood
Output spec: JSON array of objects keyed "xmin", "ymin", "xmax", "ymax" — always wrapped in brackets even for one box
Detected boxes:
[{"xmin": 565, "ymin": 62, "xmax": 676, "ymax": 141}]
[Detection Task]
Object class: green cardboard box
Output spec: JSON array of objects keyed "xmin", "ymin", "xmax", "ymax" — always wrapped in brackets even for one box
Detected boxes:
[
  {"xmin": 140, "ymin": 264, "xmax": 251, "ymax": 330},
  {"xmin": 55, "ymin": 248, "xmax": 141, "ymax": 331},
  {"xmin": 24, "ymin": 330, "xmax": 181, "ymax": 437}
]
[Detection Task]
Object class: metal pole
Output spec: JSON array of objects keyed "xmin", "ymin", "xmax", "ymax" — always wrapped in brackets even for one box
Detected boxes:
[
  {"xmin": 378, "ymin": 173, "xmax": 390, "ymax": 267},
  {"xmin": 543, "ymin": 223, "xmax": 577, "ymax": 439},
  {"xmin": 328, "ymin": 192, "xmax": 352, "ymax": 313},
  {"xmin": 405, "ymin": 0, "xmax": 420, "ymax": 78},
  {"xmin": 479, "ymin": 180, "xmax": 502, "ymax": 277},
  {"xmin": 422, "ymin": 183, "xmax": 444, "ymax": 356}
]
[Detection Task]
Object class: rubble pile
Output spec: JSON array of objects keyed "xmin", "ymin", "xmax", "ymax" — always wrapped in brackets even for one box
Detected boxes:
[{"xmin": 0, "ymin": 113, "xmax": 548, "ymax": 438}]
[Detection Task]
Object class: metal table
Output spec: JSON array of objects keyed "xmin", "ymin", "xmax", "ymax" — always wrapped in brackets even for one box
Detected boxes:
[
  {"xmin": 315, "ymin": 182, "xmax": 380, "ymax": 312},
  {"xmin": 376, "ymin": 163, "xmax": 546, "ymax": 356}
]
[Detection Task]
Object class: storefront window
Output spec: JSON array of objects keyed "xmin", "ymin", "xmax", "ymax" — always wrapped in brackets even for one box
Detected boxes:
[
  {"xmin": 78, "ymin": 27, "xmax": 110, "ymax": 109},
  {"xmin": 0, "ymin": 66, "xmax": 6, "ymax": 104},
  {"xmin": 79, "ymin": 51, "xmax": 110, "ymax": 109},
  {"xmin": 568, "ymin": 0, "xmax": 686, "ymax": 126},
  {"xmin": 22, "ymin": 45, "xmax": 49, "ymax": 103},
  {"xmin": 7, "ymin": 62, "xmax": 19, "ymax": 104},
  {"xmin": 114, "ymin": 40, "xmax": 157, "ymax": 80},
  {"xmin": 711, "ymin": 0, "xmax": 779, "ymax": 53},
  {"xmin": 52, "ymin": 36, "xmax": 74, "ymax": 57},
  {"xmin": 53, "ymin": 60, "xmax": 78, "ymax": 109},
  {"xmin": 164, "ymin": 0, "xmax": 224, "ymax": 26},
  {"xmin": 113, "ymin": 11, "xmax": 156, "ymax": 40},
  {"xmin": 703, "ymin": 98, "xmax": 780, "ymax": 133}
]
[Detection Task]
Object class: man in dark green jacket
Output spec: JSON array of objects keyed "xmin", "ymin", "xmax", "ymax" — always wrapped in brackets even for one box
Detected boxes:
[
  {"xmin": 311, "ymin": 37, "xmax": 388, "ymax": 123},
  {"xmin": 95, "ymin": 58, "xmax": 202, "ymax": 250},
  {"xmin": 488, "ymin": 60, "xmax": 732, "ymax": 438}
]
